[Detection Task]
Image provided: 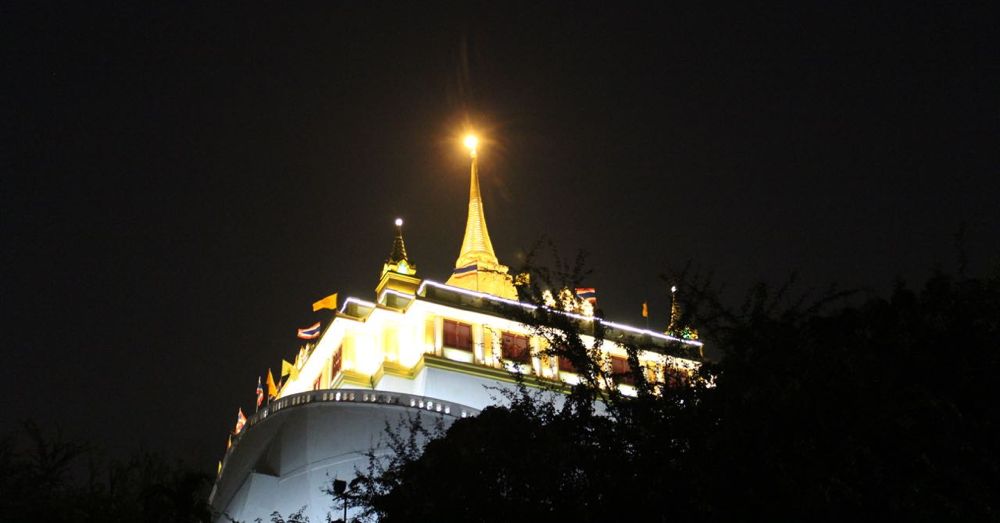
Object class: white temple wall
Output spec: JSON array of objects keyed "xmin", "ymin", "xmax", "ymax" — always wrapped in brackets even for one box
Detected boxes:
[{"xmin": 212, "ymin": 395, "xmax": 471, "ymax": 523}]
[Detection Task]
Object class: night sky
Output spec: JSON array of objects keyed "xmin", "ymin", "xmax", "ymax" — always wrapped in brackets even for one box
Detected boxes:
[{"xmin": 4, "ymin": 3, "xmax": 998, "ymax": 468}]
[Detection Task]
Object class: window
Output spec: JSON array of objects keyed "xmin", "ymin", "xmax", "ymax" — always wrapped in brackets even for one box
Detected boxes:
[
  {"xmin": 501, "ymin": 333, "xmax": 531, "ymax": 363},
  {"xmin": 664, "ymin": 366, "xmax": 687, "ymax": 389},
  {"xmin": 558, "ymin": 355, "xmax": 577, "ymax": 373},
  {"xmin": 313, "ymin": 376, "xmax": 322, "ymax": 391},
  {"xmin": 611, "ymin": 356, "xmax": 635, "ymax": 385},
  {"xmin": 331, "ymin": 348, "xmax": 342, "ymax": 377},
  {"xmin": 443, "ymin": 320, "xmax": 473, "ymax": 351}
]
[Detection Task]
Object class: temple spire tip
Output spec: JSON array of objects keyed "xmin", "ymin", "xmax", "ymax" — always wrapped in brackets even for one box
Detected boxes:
[{"xmin": 383, "ymin": 217, "xmax": 415, "ymax": 276}]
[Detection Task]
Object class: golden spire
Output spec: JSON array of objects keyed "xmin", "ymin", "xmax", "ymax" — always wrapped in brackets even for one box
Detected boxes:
[
  {"xmin": 667, "ymin": 285, "xmax": 679, "ymax": 333},
  {"xmin": 665, "ymin": 284, "xmax": 699, "ymax": 340},
  {"xmin": 376, "ymin": 217, "xmax": 420, "ymax": 298},
  {"xmin": 385, "ymin": 218, "xmax": 417, "ymax": 274},
  {"xmin": 446, "ymin": 134, "xmax": 516, "ymax": 299},
  {"xmin": 455, "ymin": 135, "xmax": 499, "ymax": 268}
]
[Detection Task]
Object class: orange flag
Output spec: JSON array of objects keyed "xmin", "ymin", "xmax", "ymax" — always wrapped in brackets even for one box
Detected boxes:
[
  {"xmin": 642, "ymin": 302, "xmax": 649, "ymax": 318},
  {"xmin": 266, "ymin": 369, "xmax": 278, "ymax": 398},
  {"xmin": 312, "ymin": 293, "xmax": 338, "ymax": 312}
]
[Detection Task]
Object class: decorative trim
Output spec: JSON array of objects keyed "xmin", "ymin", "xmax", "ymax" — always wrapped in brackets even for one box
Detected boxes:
[
  {"xmin": 452, "ymin": 264, "xmax": 478, "ymax": 275},
  {"xmin": 422, "ymin": 354, "xmax": 573, "ymax": 393}
]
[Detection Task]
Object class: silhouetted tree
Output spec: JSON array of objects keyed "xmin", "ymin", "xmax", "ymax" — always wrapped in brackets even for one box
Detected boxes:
[
  {"xmin": 344, "ymin": 259, "xmax": 1000, "ymax": 521},
  {"xmin": 689, "ymin": 269, "xmax": 1000, "ymax": 520},
  {"xmin": 0, "ymin": 421, "xmax": 213, "ymax": 523}
]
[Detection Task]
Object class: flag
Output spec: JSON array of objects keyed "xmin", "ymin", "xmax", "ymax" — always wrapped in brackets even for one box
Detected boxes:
[
  {"xmin": 217, "ymin": 460, "xmax": 222, "ymax": 476},
  {"xmin": 312, "ymin": 293, "xmax": 338, "ymax": 312},
  {"xmin": 256, "ymin": 376, "xmax": 264, "ymax": 408},
  {"xmin": 226, "ymin": 435, "xmax": 232, "ymax": 449},
  {"xmin": 234, "ymin": 408, "xmax": 247, "ymax": 435},
  {"xmin": 297, "ymin": 322, "xmax": 321, "ymax": 339},
  {"xmin": 266, "ymin": 369, "xmax": 278, "ymax": 398},
  {"xmin": 575, "ymin": 287, "xmax": 597, "ymax": 304},
  {"xmin": 642, "ymin": 302, "xmax": 649, "ymax": 318},
  {"xmin": 281, "ymin": 359, "xmax": 299, "ymax": 381}
]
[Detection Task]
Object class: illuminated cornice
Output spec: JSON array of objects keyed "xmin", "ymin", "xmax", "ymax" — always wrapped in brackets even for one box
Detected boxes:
[
  {"xmin": 377, "ymin": 287, "xmax": 417, "ymax": 307},
  {"xmin": 416, "ymin": 280, "xmax": 704, "ymax": 348},
  {"xmin": 334, "ymin": 282, "xmax": 702, "ymax": 354},
  {"xmin": 337, "ymin": 297, "xmax": 376, "ymax": 312},
  {"xmin": 336, "ymin": 297, "xmax": 377, "ymax": 321}
]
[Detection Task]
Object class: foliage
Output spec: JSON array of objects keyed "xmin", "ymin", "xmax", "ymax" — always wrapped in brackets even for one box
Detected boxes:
[
  {"xmin": 689, "ymin": 269, "xmax": 1000, "ymax": 519},
  {"xmin": 334, "ymin": 413, "xmax": 447, "ymax": 521},
  {"xmin": 342, "ymin": 255, "xmax": 1000, "ymax": 521},
  {"xmin": 260, "ymin": 507, "xmax": 310, "ymax": 523},
  {"xmin": 0, "ymin": 421, "xmax": 213, "ymax": 523}
]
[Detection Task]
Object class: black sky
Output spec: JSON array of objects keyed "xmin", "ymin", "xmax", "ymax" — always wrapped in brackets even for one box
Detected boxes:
[{"xmin": 3, "ymin": 2, "xmax": 998, "ymax": 468}]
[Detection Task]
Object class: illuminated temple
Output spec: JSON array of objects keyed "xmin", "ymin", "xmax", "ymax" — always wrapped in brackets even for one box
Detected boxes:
[{"xmin": 210, "ymin": 136, "xmax": 705, "ymax": 522}]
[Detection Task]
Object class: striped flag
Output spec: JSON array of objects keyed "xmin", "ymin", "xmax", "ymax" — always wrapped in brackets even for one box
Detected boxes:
[
  {"xmin": 297, "ymin": 322, "xmax": 321, "ymax": 339},
  {"xmin": 575, "ymin": 288, "xmax": 597, "ymax": 304},
  {"xmin": 234, "ymin": 408, "xmax": 247, "ymax": 434},
  {"xmin": 255, "ymin": 376, "xmax": 264, "ymax": 408}
]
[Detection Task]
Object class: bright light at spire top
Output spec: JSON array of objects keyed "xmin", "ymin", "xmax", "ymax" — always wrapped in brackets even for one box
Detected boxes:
[
  {"xmin": 463, "ymin": 134, "xmax": 479, "ymax": 156},
  {"xmin": 395, "ymin": 218, "xmax": 403, "ymax": 227}
]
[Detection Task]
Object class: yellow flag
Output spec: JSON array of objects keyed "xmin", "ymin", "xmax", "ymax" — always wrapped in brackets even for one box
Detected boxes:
[
  {"xmin": 312, "ymin": 293, "xmax": 338, "ymax": 312},
  {"xmin": 642, "ymin": 302, "xmax": 649, "ymax": 318},
  {"xmin": 266, "ymin": 369, "xmax": 278, "ymax": 398},
  {"xmin": 281, "ymin": 359, "xmax": 299, "ymax": 380},
  {"xmin": 217, "ymin": 460, "xmax": 222, "ymax": 475}
]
